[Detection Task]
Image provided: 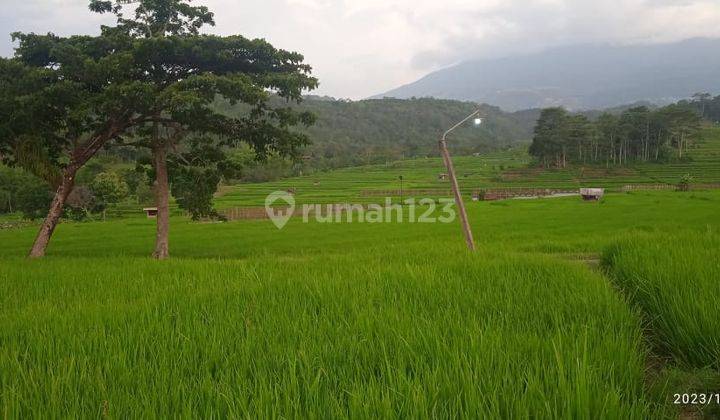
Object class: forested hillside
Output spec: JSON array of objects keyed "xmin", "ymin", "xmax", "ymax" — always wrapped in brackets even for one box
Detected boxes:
[{"xmin": 215, "ymin": 97, "xmax": 538, "ymax": 171}]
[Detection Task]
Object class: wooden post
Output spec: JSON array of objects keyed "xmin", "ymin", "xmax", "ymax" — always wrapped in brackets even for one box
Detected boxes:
[{"xmin": 439, "ymin": 138, "xmax": 476, "ymax": 251}]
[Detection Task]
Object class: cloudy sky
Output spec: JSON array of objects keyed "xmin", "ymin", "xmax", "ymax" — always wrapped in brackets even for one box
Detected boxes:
[{"xmin": 2, "ymin": 0, "xmax": 720, "ymax": 98}]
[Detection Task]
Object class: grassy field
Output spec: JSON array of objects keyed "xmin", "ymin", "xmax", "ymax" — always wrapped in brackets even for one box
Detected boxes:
[{"xmin": 1, "ymin": 189, "xmax": 719, "ymax": 417}]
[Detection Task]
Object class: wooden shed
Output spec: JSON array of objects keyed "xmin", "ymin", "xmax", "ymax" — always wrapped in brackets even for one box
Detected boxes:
[{"xmin": 143, "ymin": 207, "xmax": 158, "ymax": 218}]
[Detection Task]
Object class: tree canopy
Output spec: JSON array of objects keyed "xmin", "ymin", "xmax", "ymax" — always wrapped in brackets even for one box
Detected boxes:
[{"xmin": 529, "ymin": 104, "xmax": 702, "ymax": 167}]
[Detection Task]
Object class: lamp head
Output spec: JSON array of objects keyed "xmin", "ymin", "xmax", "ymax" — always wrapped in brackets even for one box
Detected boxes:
[{"xmin": 473, "ymin": 117, "xmax": 483, "ymax": 126}]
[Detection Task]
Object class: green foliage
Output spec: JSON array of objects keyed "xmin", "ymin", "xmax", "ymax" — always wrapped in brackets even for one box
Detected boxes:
[
  {"xmin": 3, "ymin": 29, "xmax": 160, "ymax": 174},
  {"xmin": 216, "ymin": 97, "xmax": 537, "ymax": 173},
  {"xmin": 15, "ymin": 183, "xmax": 53, "ymax": 220},
  {"xmin": 169, "ymin": 166, "xmax": 220, "ymax": 220},
  {"xmin": 0, "ymin": 166, "xmax": 48, "ymax": 214},
  {"xmin": 119, "ymin": 167, "xmax": 148, "ymax": 197},
  {"xmin": 209, "ymin": 126, "xmax": 720, "ymax": 210},
  {"xmin": 89, "ymin": 0, "xmax": 215, "ymax": 37},
  {"xmin": 0, "ymin": 161, "xmax": 52, "ymax": 221},
  {"xmin": 529, "ymin": 104, "xmax": 702, "ymax": 167},
  {"xmin": 684, "ymin": 92, "xmax": 720, "ymax": 122},
  {"xmin": 678, "ymin": 173, "xmax": 694, "ymax": 191},
  {"xmin": 529, "ymin": 107, "xmax": 570, "ymax": 167},
  {"xmin": 225, "ymin": 145, "xmax": 297, "ymax": 182},
  {"xmin": 1, "ymin": 0, "xmax": 319, "ymax": 196},
  {"xmin": 91, "ymin": 172, "xmax": 129, "ymax": 209}
]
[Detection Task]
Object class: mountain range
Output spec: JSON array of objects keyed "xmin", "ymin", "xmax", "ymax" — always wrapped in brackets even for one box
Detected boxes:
[{"xmin": 374, "ymin": 38, "xmax": 720, "ymax": 111}]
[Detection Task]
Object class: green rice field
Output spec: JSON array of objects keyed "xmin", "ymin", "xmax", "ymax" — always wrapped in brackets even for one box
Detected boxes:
[
  {"xmin": 1, "ymin": 189, "xmax": 719, "ymax": 417},
  {"xmin": 1, "ymin": 129, "xmax": 720, "ymax": 417},
  {"xmin": 604, "ymin": 233, "xmax": 720, "ymax": 370}
]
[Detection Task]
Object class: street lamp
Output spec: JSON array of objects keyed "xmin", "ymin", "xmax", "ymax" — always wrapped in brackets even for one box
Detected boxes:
[{"xmin": 440, "ymin": 109, "xmax": 482, "ymax": 251}]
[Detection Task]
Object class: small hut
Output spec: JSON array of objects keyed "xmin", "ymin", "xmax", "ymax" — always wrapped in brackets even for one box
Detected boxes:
[
  {"xmin": 438, "ymin": 173, "xmax": 448, "ymax": 181},
  {"xmin": 143, "ymin": 207, "xmax": 158, "ymax": 218},
  {"xmin": 580, "ymin": 188, "xmax": 605, "ymax": 201}
]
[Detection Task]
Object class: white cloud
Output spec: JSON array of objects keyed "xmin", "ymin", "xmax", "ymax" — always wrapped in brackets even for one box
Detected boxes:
[{"xmin": 1, "ymin": 0, "xmax": 719, "ymax": 98}]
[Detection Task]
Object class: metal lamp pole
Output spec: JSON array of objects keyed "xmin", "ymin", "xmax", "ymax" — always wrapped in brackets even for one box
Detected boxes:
[{"xmin": 440, "ymin": 110, "xmax": 482, "ymax": 251}]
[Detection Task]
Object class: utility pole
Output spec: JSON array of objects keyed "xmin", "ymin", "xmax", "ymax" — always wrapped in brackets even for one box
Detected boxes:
[{"xmin": 440, "ymin": 110, "xmax": 482, "ymax": 251}]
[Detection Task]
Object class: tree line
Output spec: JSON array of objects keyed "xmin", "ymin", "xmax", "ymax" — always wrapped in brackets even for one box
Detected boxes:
[
  {"xmin": 683, "ymin": 92, "xmax": 720, "ymax": 123},
  {"xmin": 529, "ymin": 104, "xmax": 703, "ymax": 168}
]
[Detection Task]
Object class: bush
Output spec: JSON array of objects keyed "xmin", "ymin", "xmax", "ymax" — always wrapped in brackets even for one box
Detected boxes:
[
  {"xmin": 677, "ymin": 173, "xmax": 694, "ymax": 191},
  {"xmin": 0, "ymin": 166, "xmax": 48, "ymax": 215},
  {"xmin": 16, "ymin": 183, "xmax": 53, "ymax": 220},
  {"xmin": 91, "ymin": 172, "xmax": 129, "ymax": 218}
]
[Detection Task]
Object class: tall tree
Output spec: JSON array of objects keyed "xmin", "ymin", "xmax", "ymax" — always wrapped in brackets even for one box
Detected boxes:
[
  {"xmin": 565, "ymin": 114, "xmax": 592, "ymax": 163},
  {"xmin": 91, "ymin": 0, "xmax": 318, "ymax": 258},
  {"xmin": 691, "ymin": 92, "xmax": 712, "ymax": 119},
  {"xmin": 529, "ymin": 108, "xmax": 568, "ymax": 168},
  {"xmin": 1, "ymin": 33, "xmax": 157, "ymax": 257},
  {"xmin": 663, "ymin": 104, "xmax": 701, "ymax": 159},
  {"xmin": 596, "ymin": 113, "xmax": 619, "ymax": 166}
]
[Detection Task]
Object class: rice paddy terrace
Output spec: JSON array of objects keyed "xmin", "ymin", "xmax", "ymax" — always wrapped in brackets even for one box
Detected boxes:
[{"xmin": 215, "ymin": 126, "xmax": 720, "ymax": 208}]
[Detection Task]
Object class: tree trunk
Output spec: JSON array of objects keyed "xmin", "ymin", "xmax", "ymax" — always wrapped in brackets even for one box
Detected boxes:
[
  {"xmin": 28, "ymin": 166, "xmax": 78, "ymax": 258},
  {"xmin": 679, "ymin": 133, "xmax": 684, "ymax": 158},
  {"xmin": 25, "ymin": 120, "xmax": 127, "ymax": 258},
  {"xmin": 152, "ymin": 141, "xmax": 170, "ymax": 260}
]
